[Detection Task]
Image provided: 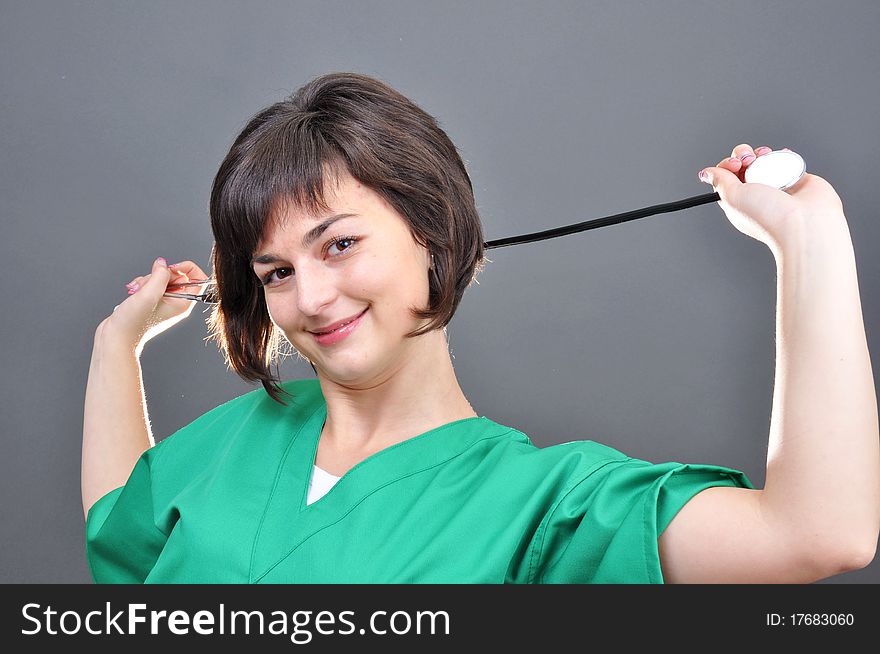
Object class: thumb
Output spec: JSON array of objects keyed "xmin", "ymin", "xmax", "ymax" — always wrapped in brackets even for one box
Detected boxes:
[
  {"xmin": 700, "ymin": 166, "xmax": 742, "ymax": 204},
  {"xmin": 139, "ymin": 256, "xmax": 172, "ymax": 301}
]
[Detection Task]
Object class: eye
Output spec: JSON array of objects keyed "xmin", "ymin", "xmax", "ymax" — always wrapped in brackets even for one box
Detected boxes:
[
  {"xmin": 326, "ymin": 235, "xmax": 359, "ymax": 256},
  {"xmin": 256, "ymin": 236, "xmax": 360, "ymax": 287},
  {"xmin": 260, "ymin": 267, "xmax": 293, "ymax": 287}
]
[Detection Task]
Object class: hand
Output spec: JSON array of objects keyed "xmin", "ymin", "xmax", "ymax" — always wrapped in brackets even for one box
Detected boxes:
[
  {"xmin": 97, "ymin": 257, "xmax": 210, "ymax": 354},
  {"xmin": 699, "ymin": 144, "xmax": 845, "ymax": 252}
]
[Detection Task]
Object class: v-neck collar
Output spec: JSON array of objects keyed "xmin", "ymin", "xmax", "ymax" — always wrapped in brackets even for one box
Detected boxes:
[
  {"xmin": 248, "ymin": 383, "xmax": 515, "ymax": 582},
  {"xmin": 298, "ymin": 402, "xmax": 492, "ymax": 513}
]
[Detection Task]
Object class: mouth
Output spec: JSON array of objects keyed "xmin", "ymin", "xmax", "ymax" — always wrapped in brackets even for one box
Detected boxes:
[
  {"xmin": 309, "ymin": 308, "xmax": 369, "ymax": 346},
  {"xmin": 309, "ymin": 308, "xmax": 369, "ymax": 335}
]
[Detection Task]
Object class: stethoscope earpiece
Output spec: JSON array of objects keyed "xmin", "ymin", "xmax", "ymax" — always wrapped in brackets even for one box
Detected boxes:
[{"xmin": 483, "ymin": 149, "xmax": 807, "ymax": 251}]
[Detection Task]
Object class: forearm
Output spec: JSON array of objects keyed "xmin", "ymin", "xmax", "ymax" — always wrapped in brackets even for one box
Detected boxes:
[
  {"xmin": 761, "ymin": 210, "xmax": 880, "ymax": 567},
  {"xmin": 81, "ymin": 324, "xmax": 154, "ymax": 520}
]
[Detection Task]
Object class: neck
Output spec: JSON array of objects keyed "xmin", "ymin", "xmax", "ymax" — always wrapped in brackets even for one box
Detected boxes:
[{"xmin": 315, "ymin": 329, "xmax": 477, "ymax": 456}]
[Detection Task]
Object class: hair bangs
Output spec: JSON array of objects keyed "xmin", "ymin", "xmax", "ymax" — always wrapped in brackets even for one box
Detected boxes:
[{"xmin": 213, "ymin": 115, "xmax": 345, "ymax": 261}]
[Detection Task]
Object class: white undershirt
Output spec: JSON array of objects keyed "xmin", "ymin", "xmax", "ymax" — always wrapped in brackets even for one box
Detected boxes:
[{"xmin": 306, "ymin": 465, "xmax": 342, "ymax": 505}]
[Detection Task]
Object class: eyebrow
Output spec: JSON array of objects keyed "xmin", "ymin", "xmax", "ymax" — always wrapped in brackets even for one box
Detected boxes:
[{"xmin": 251, "ymin": 213, "xmax": 359, "ymax": 265}]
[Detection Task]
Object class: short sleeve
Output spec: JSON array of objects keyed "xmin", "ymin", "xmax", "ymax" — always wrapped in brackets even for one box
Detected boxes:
[
  {"xmin": 85, "ymin": 442, "xmax": 171, "ymax": 583},
  {"xmin": 529, "ymin": 457, "xmax": 755, "ymax": 584}
]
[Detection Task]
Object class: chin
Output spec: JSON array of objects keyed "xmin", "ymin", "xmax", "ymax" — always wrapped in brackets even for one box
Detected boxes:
[{"xmin": 310, "ymin": 351, "xmax": 381, "ymax": 385}]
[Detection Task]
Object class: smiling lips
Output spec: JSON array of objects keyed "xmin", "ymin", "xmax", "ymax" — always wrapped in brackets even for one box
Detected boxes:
[
  {"xmin": 310, "ymin": 308, "xmax": 369, "ymax": 346},
  {"xmin": 310, "ymin": 308, "xmax": 369, "ymax": 334}
]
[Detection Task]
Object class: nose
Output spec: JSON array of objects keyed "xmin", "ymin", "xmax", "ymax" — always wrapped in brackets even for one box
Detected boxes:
[{"xmin": 294, "ymin": 261, "xmax": 338, "ymax": 317}]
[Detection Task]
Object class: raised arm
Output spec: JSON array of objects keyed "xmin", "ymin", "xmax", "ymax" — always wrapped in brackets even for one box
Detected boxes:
[
  {"xmin": 81, "ymin": 257, "xmax": 208, "ymax": 520},
  {"xmin": 657, "ymin": 145, "xmax": 879, "ymax": 583}
]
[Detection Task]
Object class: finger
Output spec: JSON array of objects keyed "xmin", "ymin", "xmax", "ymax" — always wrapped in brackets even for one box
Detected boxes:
[
  {"xmin": 127, "ymin": 276, "xmax": 144, "ymax": 293},
  {"xmin": 717, "ymin": 156, "xmax": 742, "ymax": 173},
  {"xmin": 126, "ymin": 260, "xmax": 207, "ymax": 294},
  {"xmin": 117, "ymin": 261, "xmax": 165, "ymax": 319},
  {"xmin": 698, "ymin": 164, "xmax": 742, "ymax": 200},
  {"xmin": 168, "ymin": 260, "xmax": 209, "ymax": 283},
  {"xmin": 731, "ymin": 143, "xmax": 756, "ymax": 166},
  {"xmin": 126, "ymin": 274, "xmax": 150, "ymax": 294},
  {"xmin": 138, "ymin": 257, "xmax": 172, "ymax": 300},
  {"xmin": 755, "ymin": 145, "xmax": 772, "ymax": 156},
  {"xmin": 167, "ymin": 268, "xmax": 191, "ymax": 286},
  {"xmin": 167, "ymin": 265, "xmax": 190, "ymax": 281}
]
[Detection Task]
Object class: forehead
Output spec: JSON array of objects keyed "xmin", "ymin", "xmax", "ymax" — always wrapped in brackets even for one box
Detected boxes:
[
  {"xmin": 258, "ymin": 170, "xmax": 399, "ymax": 248},
  {"xmin": 271, "ymin": 168, "xmax": 364, "ymax": 220}
]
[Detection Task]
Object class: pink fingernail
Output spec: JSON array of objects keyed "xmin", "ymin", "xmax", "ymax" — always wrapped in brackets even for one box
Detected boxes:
[{"xmin": 130, "ymin": 283, "xmax": 140, "ymax": 292}]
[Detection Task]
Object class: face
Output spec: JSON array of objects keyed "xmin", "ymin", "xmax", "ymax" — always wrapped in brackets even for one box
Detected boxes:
[{"xmin": 252, "ymin": 168, "xmax": 434, "ymax": 386}]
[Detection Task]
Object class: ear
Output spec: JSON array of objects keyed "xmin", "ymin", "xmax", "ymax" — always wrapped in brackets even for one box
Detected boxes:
[{"xmin": 413, "ymin": 236, "xmax": 433, "ymax": 271}]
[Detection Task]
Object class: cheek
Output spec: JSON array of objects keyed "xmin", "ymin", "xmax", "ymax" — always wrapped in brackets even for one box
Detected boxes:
[
  {"xmin": 261, "ymin": 288, "xmax": 301, "ymax": 327},
  {"xmin": 262, "ymin": 297, "xmax": 287, "ymax": 330},
  {"xmin": 364, "ymin": 252, "xmax": 429, "ymax": 308},
  {"xmin": 260, "ymin": 252, "xmax": 429, "ymax": 331}
]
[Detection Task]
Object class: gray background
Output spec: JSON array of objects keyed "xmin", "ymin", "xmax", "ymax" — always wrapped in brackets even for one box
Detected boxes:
[{"xmin": 2, "ymin": 0, "xmax": 878, "ymax": 583}]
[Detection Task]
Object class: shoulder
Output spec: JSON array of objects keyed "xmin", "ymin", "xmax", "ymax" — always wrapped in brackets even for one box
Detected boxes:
[
  {"xmin": 473, "ymin": 421, "xmax": 633, "ymax": 487},
  {"xmin": 165, "ymin": 377, "xmax": 321, "ymax": 436},
  {"xmin": 151, "ymin": 378, "xmax": 324, "ymax": 469},
  {"xmin": 475, "ymin": 423, "xmax": 751, "ymax": 497},
  {"xmin": 485, "ymin": 422, "xmax": 628, "ymax": 465}
]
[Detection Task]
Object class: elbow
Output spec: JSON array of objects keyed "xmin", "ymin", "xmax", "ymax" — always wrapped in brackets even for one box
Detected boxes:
[
  {"xmin": 809, "ymin": 533, "xmax": 878, "ymax": 579},
  {"xmin": 839, "ymin": 521, "xmax": 880, "ymax": 571},
  {"xmin": 844, "ymin": 534, "xmax": 878, "ymax": 571}
]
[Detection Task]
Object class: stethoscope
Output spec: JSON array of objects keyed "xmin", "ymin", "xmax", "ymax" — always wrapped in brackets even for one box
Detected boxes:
[
  {"xmin": 482, "ymin": 149, "xmax": 806, "ymax": 250},
  {"xmin": 163, "ymin": 150, "xmax": 806, "ymax": 303}
]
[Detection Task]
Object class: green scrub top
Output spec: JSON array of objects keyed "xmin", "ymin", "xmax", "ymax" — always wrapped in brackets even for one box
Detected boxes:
[{"xmin": 85, "ymin": 378, "xmax": 754, "ymax": 583}]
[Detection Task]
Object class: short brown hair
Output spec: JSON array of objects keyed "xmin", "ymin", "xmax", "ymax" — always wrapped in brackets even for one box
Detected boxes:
[{"xmin": 207, "ymin": 72, "xmax": 485, "ymax": 403}]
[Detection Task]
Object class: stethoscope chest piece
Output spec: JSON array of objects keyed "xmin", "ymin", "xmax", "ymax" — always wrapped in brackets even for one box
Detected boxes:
[{"xmin": 743, "ymin": 149, "xmax": 806, "ymax": 191}]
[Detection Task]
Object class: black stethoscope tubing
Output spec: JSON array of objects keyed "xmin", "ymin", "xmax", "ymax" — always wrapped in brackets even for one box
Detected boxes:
[
  {"xmin": 482, "ymin": 192, "xmax": 721, "ymax": 250},
  {"xmin": 483, "ymin": 149, "xmax": 807, "ymax": 251}
]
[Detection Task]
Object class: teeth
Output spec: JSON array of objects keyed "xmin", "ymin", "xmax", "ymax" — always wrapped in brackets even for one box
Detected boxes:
[
  {"xmin": 316, "ymin": 310, "xmax": 365, "ymax": 335},
  {"xmin": 320, "ymin": 320, "xmax": 351, "ymax": 335}
]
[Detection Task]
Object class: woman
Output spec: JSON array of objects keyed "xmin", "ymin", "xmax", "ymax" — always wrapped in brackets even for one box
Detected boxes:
[{"xmin": 82, "ymin": 72, "xmax": 879, "ymax": 583}]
